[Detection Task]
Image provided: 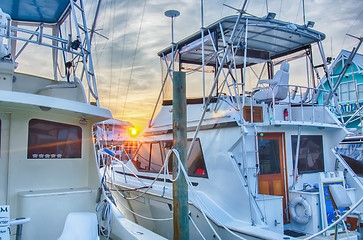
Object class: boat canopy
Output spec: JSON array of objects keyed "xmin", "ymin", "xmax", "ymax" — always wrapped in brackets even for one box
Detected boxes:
[
  {"xmin": 158, "ymin": 15, "xmax": 326, "ymax": 67},
  {"xmin": 0, "ymin": 0, "xmax": 69, "ymax": 24}
]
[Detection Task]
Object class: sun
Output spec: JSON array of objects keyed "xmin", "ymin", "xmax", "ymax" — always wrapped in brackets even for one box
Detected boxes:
[{"xmin": 129, "ymin": 127, "xmax": 138, "ymax": 137}]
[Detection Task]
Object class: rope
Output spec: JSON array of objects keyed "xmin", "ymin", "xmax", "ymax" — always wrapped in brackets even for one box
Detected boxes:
[
  {"xmin": 102, "ymin": 148, "xmax": 180, "ymax": 201},
  {"xmin": 101, "ymin": 148, "xmax": 249, "ymax": 239},
  {"xmin": 96, "ymin": 200, "xmax": 112, "ymax": 239}
]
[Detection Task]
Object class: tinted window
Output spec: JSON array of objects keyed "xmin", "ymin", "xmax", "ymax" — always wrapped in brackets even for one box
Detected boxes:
[
  {"xmin": 292, "ymin": 135, "xmax": 324, "ymax": 173},
  {"xmin": 28, "ymin": 119, "xmax": 82, "ymax": 159},
  {"xmin": 135, "ymin": 143, "xmax": 150, "ymax": 170},
  {"xmin": 187, "ymin": 140, "xmax": 207, "ymax": 177},
  {"xmin": 150, "ymin": 142, "xmax": 163, "ymax": 173},
  {"xmin": 258, "ymin": 139, "xmax": 281, "ymax": 175},
  {"xmin": 133, "ymin": 139, "xmax": 208, "ymax": 178}
]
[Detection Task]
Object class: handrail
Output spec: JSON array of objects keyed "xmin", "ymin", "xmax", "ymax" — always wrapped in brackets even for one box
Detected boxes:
[
  {"xmin": 251, "ymin": 84, "xmax": 334, "ymax": 124},
  {"xmin": 10, "ymin": 217, "xmax": 31, "ymax": 240}
]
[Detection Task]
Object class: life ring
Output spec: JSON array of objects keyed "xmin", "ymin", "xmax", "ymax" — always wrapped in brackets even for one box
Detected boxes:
[{"xmin": 289, "ymin": 196, "xmax": 312, "ymax": 224}]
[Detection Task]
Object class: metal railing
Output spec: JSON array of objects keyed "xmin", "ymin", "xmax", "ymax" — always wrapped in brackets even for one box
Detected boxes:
[{"xmin": 251, "ymin": 84, "xmax": 336, "ymax": 125}]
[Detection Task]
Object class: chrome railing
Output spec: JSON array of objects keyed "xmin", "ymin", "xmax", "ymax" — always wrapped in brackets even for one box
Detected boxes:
[{"xmin": 251, "ymin": 84, "xmax": 337, "ymax": 125}]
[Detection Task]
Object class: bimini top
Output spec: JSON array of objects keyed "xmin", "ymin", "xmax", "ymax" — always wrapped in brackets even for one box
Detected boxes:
[
  {"xmin": 0, "ymin": 0, "xmax": 69, "ymax": 24},
  {"xmin": 158, "ymin": 15, "xmax": 326, "ymax": 67}
]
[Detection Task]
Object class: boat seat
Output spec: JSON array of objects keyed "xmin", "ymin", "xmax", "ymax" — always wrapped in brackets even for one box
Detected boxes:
[
  {"xmin": 328, "ymin": 184, "xmax": 352, "ymax": 209},
  {"xmin": 253, "ymin": 62, "xmax": 290, "ymax": 103},
  {"xmin": 58, "ymin": 212, "xmax": 99, "ymax": 240}
]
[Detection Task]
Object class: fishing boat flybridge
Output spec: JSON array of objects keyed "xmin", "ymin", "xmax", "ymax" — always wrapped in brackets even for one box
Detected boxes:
[
  {"xmin": 0, "ymin": 1, "xmax": 167, "ymax": 239},
  {"xmin": 103, "ymin": 8, "xmax": 363, "ymax": 240}
]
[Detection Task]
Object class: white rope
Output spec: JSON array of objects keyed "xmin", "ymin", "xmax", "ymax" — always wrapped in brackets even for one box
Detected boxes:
[
  {"xmin": 102, "ymin": 148, "xmax": 180, "ymax": 201},
  {"xmin": 100, "ymin": 148, "xmax": 181, "ymax": 221},
  {"xmin": 96, "ymin": 200, "xmax": 112, "ymax": 239},
  {"xmin": 176, "ymin": 152, "xmax": 248, "ymax": 240},
  {"xmin": 102, "ymin": 148, "xmax": 248, "ymax": 239}
]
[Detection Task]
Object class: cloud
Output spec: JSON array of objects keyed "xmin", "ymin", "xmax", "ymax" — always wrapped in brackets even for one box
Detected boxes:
[{"xmin": 11, "ymin": 0, "xmax": 363, "ymax": 129}]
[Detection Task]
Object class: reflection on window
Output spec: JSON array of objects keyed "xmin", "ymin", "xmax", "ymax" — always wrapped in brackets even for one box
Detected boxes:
[
  {"xmin": 133, "ymin": 139, "xmax": 208, "ymax": 178},
  {"xmin": 28, "ymin": 119, "xmax": 82, "ymax": 159},
  {"xmin": 187, "ymin": 140, "xmax": 207, "ymax": 177},
  {"xmin": 292, "ymin": 135, "xmax": 324, "ymax": 173},
  {"xmin": 337, "ymin": 142, "xmax": 363, "ymax": 177},
  {"xmin": 150, "ymin": 142, "xmax": 163, "ymax": 172},
  {"xmin": 136, "ymin": 143, "xmax": 151, "ymax": 170},
  {"xmin": 258, "ymin": 139, "xmax": 281, "ymax": 175}
]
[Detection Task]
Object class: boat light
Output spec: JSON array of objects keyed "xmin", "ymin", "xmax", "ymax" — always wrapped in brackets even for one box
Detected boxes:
[
  {"xmin": 39, "ymin": 106, "xmax": 51, "ymax": 111},
  {"xmin": 79, "ymin": 119, "xmax": 87, "ymax": 125},
  {"xmin": 266, "ymin": 12, "xmax": 276, "ymax": 20},
  {"xmin": 306, "ymin": 21, "xmax": 315, "ymax": 28}
]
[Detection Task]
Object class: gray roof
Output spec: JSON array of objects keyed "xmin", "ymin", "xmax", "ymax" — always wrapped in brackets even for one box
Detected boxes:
[{"xmin": 158, "ymin": 15, "xmax": 325, "ymax": 67}]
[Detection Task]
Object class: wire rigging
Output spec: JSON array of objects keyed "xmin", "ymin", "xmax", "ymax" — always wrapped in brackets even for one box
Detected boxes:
[
  {"xmin": 108, "ymin": 0, "xmax": 117, "ymax": 109},
  {"xmin": 342, "ymin": 9, "xmax": 363, "ymax": 49},
  {"xmin": 115, "ymin": 0, "xmax": 130, "ymax": 118},
  {"xmin": 121, "ymin": 0, "xmax": 148, "ymax": 118}
]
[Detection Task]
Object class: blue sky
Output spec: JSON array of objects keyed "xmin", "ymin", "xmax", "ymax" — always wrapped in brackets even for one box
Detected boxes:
[{"xmin": 13, "ymin": 0, "xmax": 363, "ymax": 129}]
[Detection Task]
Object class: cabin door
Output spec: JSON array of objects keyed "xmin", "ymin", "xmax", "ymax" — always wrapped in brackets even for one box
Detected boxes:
[
  {"xmin": 0, "ymin": 113, "xmax": 10, "ymax": 205},
  {"xmin": 257, "ymin": 132, "xmax": 288, "ymax": 222}
]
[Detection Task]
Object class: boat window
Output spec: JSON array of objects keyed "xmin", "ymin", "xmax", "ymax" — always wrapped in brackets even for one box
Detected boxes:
[
  {"xmin": 150, "ymin": 142, "xmax": 164, "ymax": 173},
  {"xmin": 291, "ymin": 135, "xmax": 324, "ymax": 173},
  {"xmin": 187, "ymin": 139, "xmax": 207, "ymax": 177},
  {"xmin": 135, "ymin": 142, "xmax": 151, "ymax": 171},
  {"xmin": 258, "ymin": 139, "xmax": 281, "ymax": 175},
  {"xmin": 28, "ymin": 119, "xmax": 82, "ymax": 159},
  {"xmin": 133, "ymin": 139, "xmax": 208, "ymax": 178},
  {"xmin": 337, "ymin": 142, "xmax": 363, "ymax": 177}
]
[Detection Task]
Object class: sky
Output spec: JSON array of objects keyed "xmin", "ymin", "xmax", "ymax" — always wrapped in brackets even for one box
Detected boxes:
[{"xmin": 14, "ymin": 0, "xmax": 363, "ymax": 130}]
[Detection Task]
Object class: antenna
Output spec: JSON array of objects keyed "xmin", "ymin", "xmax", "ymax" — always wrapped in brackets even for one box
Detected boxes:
[
  {"xmin": 164, "ymin": 10, "xmax": 180, "ymax": 73},
  {"xmin": 223, "ymin": 1, "xmax": 258, "ymax": 18}
]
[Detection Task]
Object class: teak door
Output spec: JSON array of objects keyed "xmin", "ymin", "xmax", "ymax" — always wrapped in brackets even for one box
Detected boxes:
[{"xmin": 257, "ymin": 132, "xmax": 288, "ymax": 222}]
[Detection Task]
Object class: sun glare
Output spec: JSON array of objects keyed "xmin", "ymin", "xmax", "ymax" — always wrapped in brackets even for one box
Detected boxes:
[{"xmin": 130, "ymin": 128, "xmax": 138, "ymax": 137}]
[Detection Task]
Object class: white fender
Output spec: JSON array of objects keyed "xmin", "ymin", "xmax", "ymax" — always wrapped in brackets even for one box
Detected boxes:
[{"xmin": 289, "ymin": 196, "xmax": 312, "ymax": 224}]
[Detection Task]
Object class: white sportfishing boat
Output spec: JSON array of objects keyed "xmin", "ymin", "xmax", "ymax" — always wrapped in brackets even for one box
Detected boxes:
[
  {"xmin": 0, "ymin": 1, "xmax": 167, "ymax": 239},
  {"xmin": 102, "ymin": 5, "xmax": 363, "ymax": 240}
]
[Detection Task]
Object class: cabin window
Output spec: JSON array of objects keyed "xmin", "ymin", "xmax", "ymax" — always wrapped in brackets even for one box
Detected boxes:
[
  {"xmin": 291, "ymin": 135, "xmax": 324, "ymax": 173},
  {"xmin": 150, "ymin": 142, "xmax": 164, "ymax": 172},
  {"xmin": 258, "ymin": 139, "xmax": 281, "ymax": 175},
  {"xmin": 133, "ymin": 139, "xmax": 208, "ymax": 178},
  {"xmin": 28, "ymin": 119, "xmax": 82, "ymax": 159},
  {"xmin": 135, "ymin": 142, "xmax": 151, "ymax": 170}
]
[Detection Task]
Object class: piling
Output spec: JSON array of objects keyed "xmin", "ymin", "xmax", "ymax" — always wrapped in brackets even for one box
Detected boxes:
[{"xmin": 173, "ymin": 71, "xmax": 189, "ymax": 240}]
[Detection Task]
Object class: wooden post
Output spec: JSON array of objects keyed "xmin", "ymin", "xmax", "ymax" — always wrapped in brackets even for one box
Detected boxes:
[{"xmin": 173, "ymin": 71, "xmax": 189, "ymax": 240}]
